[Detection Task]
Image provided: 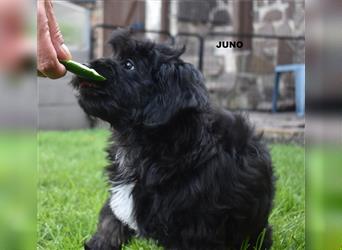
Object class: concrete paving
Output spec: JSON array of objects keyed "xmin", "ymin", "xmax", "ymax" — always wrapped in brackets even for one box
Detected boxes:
[{"xmin": 246, "ymin": 111, "xmax": 304, "ymax": 144}]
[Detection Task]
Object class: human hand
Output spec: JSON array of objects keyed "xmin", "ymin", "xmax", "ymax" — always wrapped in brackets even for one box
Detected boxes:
[{"xmin": 37, "ymin": 0, "xmax": 72, "ymax": 79}]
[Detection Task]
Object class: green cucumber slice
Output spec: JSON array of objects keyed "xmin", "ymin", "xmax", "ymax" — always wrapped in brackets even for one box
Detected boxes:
[{"xmin": 60, "ymin": 60, "xmax": 106, "ymax": 81}]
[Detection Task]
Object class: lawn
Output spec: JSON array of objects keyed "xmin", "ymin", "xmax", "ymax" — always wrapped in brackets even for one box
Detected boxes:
[{"xmin": 38, "ymin": 129, "xmax": 304, "ymax": 250}]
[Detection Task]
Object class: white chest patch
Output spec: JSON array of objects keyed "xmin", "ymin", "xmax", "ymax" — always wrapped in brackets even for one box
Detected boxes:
[{"xmin": 110, "ymin": 183, "xmax": 137, "ymax": 231}]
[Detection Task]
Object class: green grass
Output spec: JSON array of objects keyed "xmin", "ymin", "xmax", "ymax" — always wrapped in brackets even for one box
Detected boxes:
[{"xmin": 38, "ymin": 129, "xmax": 304, "ymax": 250}]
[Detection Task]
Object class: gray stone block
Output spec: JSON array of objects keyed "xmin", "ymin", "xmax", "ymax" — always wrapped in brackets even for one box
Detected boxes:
[
  {"xmin": 275, "ymin": 22, "xmax": 292, "ymax": 36},
  {"xmin": 286, "ymin": 1, "xmax": 295, "ymax": 19},
  {"xmin": 206, "ymin": 73, "xmax": 236, "ymax": 91},
  {"xmin": 277, "ymin": 40, "xmax": 294, "ymax": 65},
  {"xmin": 212, "ymin": 10, "xmax": 231, "ymax": 26},
  {"xmin": 178, "ymin": 0, "xmax": 214, "ymax": 23},
  {"xmin": 203, "ymin": 55, "xmax": 225, "ymax": 77},
  {"xmin": 227, "ymin": 75, "xmax": 261, "ymax": 110},
  {"xmin": 256, "ymin": 75, "xmax": 275, "ymax": 102},
  {"xmin": 234, "ymin": 53, "xmax": 250, "ymax": 73},
  {"xmin": 247, "ymin": 54, "xmax": 275, "ymax": 74},
  {"xmin": 257, "ymin": 23, "xmax": 275, "ymax": 35},
  {"xmin": 263, "ymin": 9, "xmax": 282, "ymax": 22}
]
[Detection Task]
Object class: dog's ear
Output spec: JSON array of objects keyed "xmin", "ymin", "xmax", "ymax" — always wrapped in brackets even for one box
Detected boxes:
[
  {"xmin": 109, "ymin": 29, "xmax": 155, "ymax": 58},
  {"xmin": 143, "ymin": 63, "xmax": 209, "ymax": 127},
  {"xmin": 109, "ymin": 28, "xmax": 133, "ymax": 55}
]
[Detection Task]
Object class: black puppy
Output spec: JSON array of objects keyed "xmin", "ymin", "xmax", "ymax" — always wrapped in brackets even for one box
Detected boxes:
[{"xmin": 72, "ymin": 29, "xmax": 275, "ymax": 250}]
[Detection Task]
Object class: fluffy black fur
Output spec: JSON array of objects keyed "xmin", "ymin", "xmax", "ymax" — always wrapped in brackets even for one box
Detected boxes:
[{"xmin": 72, "ymin": 29, "xmax": 275, "ymax": 250}]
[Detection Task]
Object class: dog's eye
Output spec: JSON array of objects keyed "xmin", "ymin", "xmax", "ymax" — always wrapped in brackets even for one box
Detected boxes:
[{"xmin": 122, "ymin": 59, "xmax": 135, "ymax": 71}]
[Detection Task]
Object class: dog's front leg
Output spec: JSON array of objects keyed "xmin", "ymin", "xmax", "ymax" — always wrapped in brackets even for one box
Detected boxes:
[{"xmin": 85, "ymin": 199, "xmax": 134, "ymax": 250}]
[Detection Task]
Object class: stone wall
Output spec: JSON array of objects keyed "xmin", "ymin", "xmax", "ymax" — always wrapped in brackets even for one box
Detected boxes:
[
  {"xmin": 73, "ymin": 0, "xmax": 305, "ymax": 112},
  {"xmin": 175, "ymin": 0, "xmax": 305, "ymax": 111}
]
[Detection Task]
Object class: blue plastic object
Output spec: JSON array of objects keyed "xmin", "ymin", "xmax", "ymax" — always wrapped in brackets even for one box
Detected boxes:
[{"xmin": 272, "ymin": 64, "xmax": 305, "ymax": 117}]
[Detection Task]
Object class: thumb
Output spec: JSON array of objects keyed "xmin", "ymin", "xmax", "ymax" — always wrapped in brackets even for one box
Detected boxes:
[{"xmin": 45, "ymin": 0, "xmax": 72, "ymax": 61}]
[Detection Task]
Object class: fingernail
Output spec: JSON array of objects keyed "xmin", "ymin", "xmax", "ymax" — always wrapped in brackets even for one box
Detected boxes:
[{"xmin": 61, "ymin": 44, "xmax": 72, "ymax": 60}]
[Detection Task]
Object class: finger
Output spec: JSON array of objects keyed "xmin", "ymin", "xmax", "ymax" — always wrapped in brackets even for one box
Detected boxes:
[
  {"xmin": 45, "ymin": 0, "xmax": 72, "ymax": 61},
  {"xmin": 37, "ymin": 0, "xmax": 67, "ymax": 79}
]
